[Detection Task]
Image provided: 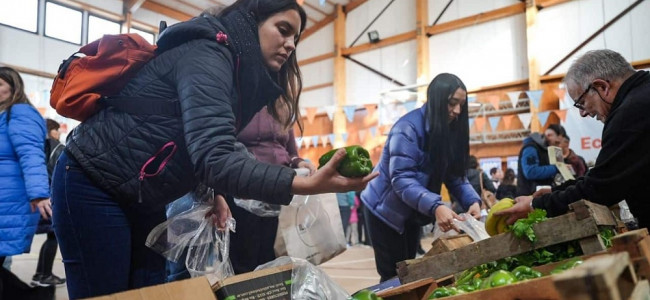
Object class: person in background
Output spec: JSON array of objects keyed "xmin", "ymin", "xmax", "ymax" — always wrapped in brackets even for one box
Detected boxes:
[
  {"xmin": 497, "ymin": 49, "xmax": 650, "ymax": 230},
  {"xmin": 489, "ymin": 167, "xmax": 502, "ymax": 189},
  {"xmin": 516, "ymin": 124, "xmax": 564, "ymax": 196},
  {"xmin": 228, "ymin": 104, "xmax": 316, "ymax": 274},
  {"xmin": 30, "ymin": 119, "xmax": 66, "ymax": 287},
  {"xmin": 496, "ymin": 168, "xmax": 517, "ymax": 200},
  {"xmin": 347, "ymin": 194, "xmax": 360, "ymax": 246},
  {"xmin": 467, "ymin": 155, "xmax": 496, "ymax": 198},
  {"xmin": 361, "ymin": 73, "xmax": 481, "ymax": 282},
  {"xmin": 0, "ymin": 66, "xmax": 51, "ymax": 293},
  {"xmin": 559, "ymin": 135, "xmax": 587, "ymax": 177},
  {"xmin": 50, "ymin": 1, "xmax": 376, "ymax": 298},
  {"xmin": 355, "ymin": 191, "xmax": 370, "ymax": 246},
  {"xmin": 337, "ymin": 191, "xmax": 356, "ymax": 240}
]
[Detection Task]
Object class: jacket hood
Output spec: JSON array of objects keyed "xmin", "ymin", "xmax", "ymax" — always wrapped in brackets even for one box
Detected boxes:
[
  {"xmin": 156, "ymin": 16, "xmax": 225, "ymax": 54},
  {"xmin": 523, "ymin": 132, "xmax": 546, "ymax": 148}
]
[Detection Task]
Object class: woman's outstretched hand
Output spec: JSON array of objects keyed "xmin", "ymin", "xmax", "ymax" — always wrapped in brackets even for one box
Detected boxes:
[
  {"xmin": 292, "ymin": 148, "xmax": 378, "ymax": 195},
  {"xmin": 206, "ymin": 194, "xmax": 232, "ymax": 230}
]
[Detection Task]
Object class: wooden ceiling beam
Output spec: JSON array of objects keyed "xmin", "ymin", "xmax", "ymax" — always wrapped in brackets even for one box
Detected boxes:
[
  {"xmin": 124, "ymin": 0, "xmax": 147, "ymax": 13},
  {"xmin": 142, "ymin": 1, "xmax": 193, "ymax": 21},
  {"xmin": 426, "ymin": 2, "xmax": 525, "ymax": 36},
  {"xmin": 303, "ymin": 1, "xmax": 330, "ymax": 16},
  {"xmin": 341, "ymin": 30, "xmax": 416, "ymax": 56},
  {"xmin": 301, "ymin": 13, "xmax": 336, "ymax": 40},
  {"xmin": 299, "ymin": 52, "xmax": 335, "ymax": 66},
  {"xmin": 174, "ymin": 0, "xmax": 203, "ymax": 13},
  {"xmin": 343, "ymin": 0, "xmax": 368, "ymax": 14},
  {"xmin": 537, "ymin": 0, "xmax": 573, "ymax": 9}
]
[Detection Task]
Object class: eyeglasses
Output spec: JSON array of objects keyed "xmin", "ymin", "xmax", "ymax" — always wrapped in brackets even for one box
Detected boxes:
[{"xmin": 573, "ymin": 84, "xmax": 592, "ymax": 110}]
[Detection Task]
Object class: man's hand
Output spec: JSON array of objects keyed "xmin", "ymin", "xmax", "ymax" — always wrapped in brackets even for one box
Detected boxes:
[
  {"xmin": 532, "ymin": 188, "xmax": 551, "ymax": 198},
  {"xmin": 494, "ymin": 196, "xmax": 534, "ymax": 225},
  {"xmin": 207, "ymin": 194, "xmax": 232, "ymax": 230},
  {"xmin": 30, "ymin": 198, "xmax": 52, "ymax": 220},
  {"xmin": 435, "ymin": 205, "xmax": 463, "ymax": 232},
  {"xmin": 466, "ymin": 202, "xmax": 481, "ymax": 220}
]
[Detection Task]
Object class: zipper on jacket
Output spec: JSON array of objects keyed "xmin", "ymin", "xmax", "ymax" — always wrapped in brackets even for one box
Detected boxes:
[{"xmin": 137, "ymin": 141, "xmax": 178, "ymax": 204}]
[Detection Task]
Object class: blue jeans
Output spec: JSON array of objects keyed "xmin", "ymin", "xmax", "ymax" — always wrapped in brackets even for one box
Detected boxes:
[
  {"xmin": 165, "ymin": 194, "xmax": 193, "ymax": 282},
  {"xmin": 51, "ymin": 152, "xmax": 166, "ymax": 299}
]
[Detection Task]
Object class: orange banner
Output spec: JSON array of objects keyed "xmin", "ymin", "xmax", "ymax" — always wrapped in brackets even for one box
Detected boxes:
[
  {"xmin": 474, "ymin": 117, "xmax": 486, "ymax": 131},
  {"xmin": 553, "ymin": 88, "xmax": 566, "ymax": 101},
  {"xmin": 305, "ymin": 107, "xmax": 318, "ymax": 124},
  {"xmin": 488, "ymin": 95, "xmax": 501, "ymax": 110},
  {"xmin": 502, "ymin": 115, "xmax": 515, "ymax": 129},
  {"xmin": 554, "ymin": 109, "xmax": 567, "ymax": 122},
  {"xmin": 364, "ymin": 104, "xmax": 377, "ymax": 117}
]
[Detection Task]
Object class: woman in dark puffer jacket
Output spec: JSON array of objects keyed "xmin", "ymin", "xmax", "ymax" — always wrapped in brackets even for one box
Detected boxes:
[{"xmin": 50, "ymin": 0, "xmax": 376, "ymax": 298}]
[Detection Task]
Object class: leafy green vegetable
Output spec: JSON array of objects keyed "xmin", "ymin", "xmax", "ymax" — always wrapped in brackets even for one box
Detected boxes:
[
  {"xmin": 510, "ymin": 209, "xmax": 547, "ymax": 243},
  {"xmin": 599, "ymin": 227, "xmax": 616, "ymax": 248}
]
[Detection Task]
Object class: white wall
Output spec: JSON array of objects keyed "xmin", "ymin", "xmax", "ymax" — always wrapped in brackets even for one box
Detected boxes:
[{"xmin": 536, "ymin": 0, "xmax": 650, "ymax": 74}]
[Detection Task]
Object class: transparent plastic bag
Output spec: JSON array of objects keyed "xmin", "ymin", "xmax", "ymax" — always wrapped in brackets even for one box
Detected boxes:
[
  {"xmin": 233, "ymin": 168, "xmax": 310, "ymax": 217},
  {"xmin": 146, "ymin": 204, "xmax": 213, "ymax": 262},
  {"xmin": 255, "ymin": 256, "xmax": 350, "ymax": 300}
]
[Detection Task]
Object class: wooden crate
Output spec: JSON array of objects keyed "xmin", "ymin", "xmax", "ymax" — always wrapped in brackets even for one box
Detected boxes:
[
  {"xmin": 610, "ymin": 228, "xmax": 650, "ymax": 281},
  {"xmin": 438, "ymin": 276, "xmax": 561, "ymax": 300},
  {"xmin": 553, "ymin": 252, "xmax": 637, "ymax": 300},
  {"xmin": 425, "ymin": 234, "xmax": 473, "ymax": 256},
  {"xmin": 397, "ymin": 200, "xmax": 617, "ymax": 283},
  {"xmin": 375, "ymin": 278, "xmax": 437, "ymax": 300},
  {"xmin": 629, "ymin": 280, "xmax": 649, "ymax": 300}
]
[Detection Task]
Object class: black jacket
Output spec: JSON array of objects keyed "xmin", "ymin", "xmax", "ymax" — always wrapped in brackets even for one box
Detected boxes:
[
  {"xmin": 65, "ymin": 12, "xmax": 296, "ymax": 210},
  {"xmin": 533, "ymin": 71, "xmax": 650, "ymax": 229},
  {"xmin": 517, "ymin": 133, "xmax": 554, "ymax": 196}
]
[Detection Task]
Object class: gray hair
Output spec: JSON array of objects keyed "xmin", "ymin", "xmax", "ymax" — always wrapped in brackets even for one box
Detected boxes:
[{"xmin": 564, "ymin": 49, "xmax": 635, "ymax": 89}]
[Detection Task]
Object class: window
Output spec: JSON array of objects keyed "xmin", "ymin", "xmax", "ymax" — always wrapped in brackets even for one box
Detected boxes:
[
  {"xmin": 0, "ymin": 0, "xmax": 38, "ymax": 32},
  {"xmin": 131, "ymin": 27, "xmax": 155, "ymax": 44},
  {"xmin": 87, "ymin": 15, "xmax": 121, "ymax": 44},
  {"xmin": 45, "ymin": 1, "xmax": 82, "ymax": 44}
]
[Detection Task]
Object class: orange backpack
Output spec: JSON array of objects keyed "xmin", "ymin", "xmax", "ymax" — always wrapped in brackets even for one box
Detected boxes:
[{"xmin": 50, "ymin": 34, "xmax": 157, "ymax": 121}]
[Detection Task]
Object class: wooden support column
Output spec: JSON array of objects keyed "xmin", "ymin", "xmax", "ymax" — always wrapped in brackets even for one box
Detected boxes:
[
  {"xmin": 525, "ymin": 0, "xmax": 541, "ymax": 132},
  {"xmin": 416, "ymin": 0, "xmax": 430, "ymax": 104},
  {"xmin": 333, "ymin": 4, "xmax": 347, "ymax": 148}
]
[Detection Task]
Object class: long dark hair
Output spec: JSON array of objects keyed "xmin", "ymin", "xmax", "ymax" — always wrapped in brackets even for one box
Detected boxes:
[
  {"xmin": 425, "ymin": 73, "xmax": 469, "ymax": 183},
  {"xmin": 502, "ymin": 168, "xmax": 516, "ymax": 185},
  {"xmin": 220, "ymin": 0, "xmax": 307, "ymax": 131},
  {"xmin": 0, "ymin": 66, "xmax": 30, "ymax": 112}
]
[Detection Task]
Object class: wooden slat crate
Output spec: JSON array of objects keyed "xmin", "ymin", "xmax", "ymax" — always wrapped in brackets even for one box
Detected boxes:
[
  {"xmin": 397, "ymin": 200, "xmax": 617, "ymax": 284},
  {"xmin": 425, "ymin": 234, "xmax": 473, "ymax": 257},
  {"xmin": 375, "ymin": 278, "xmax": 437, "ymax": 300},
  {"xmin": 610, "ymin": 228, "xmax": 650, "ymax": 281},
  {"xmin": 553, "ymin": 252, "xmax": 637, "ymax": 300}
]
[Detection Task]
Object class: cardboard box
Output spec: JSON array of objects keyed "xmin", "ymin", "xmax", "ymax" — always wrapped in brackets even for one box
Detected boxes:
[
  {"xmin": 212, "ymin": 264, "xmax": 293, "ymax": 300},
  {"xmin": 86, "ymin": 277, "xmax": 215, "ymax": 300}
]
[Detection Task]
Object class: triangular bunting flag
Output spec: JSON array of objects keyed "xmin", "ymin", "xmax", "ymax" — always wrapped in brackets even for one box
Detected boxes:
[
  {"xmin": 343, "ymin": 105, "xmax": 357, "ymax": 122},
  {"xmin": 295, "ymin": 137, "xmax": 303, "ymax": 150},
  {"xmin": 320, "ymin": 135, "xmax": 329, "ymax": 147},
  {"xmin": 507, "ymin": 91, "xmax": 521, "ymax": 108},
  {"xmin": 518, "ymin": 113, "xmax": 532, "ymax": 128},
  {"xmin": 324, "ymin": 106, "xmax": 337, "ymax": 121},
  {"xmin": 489, "ymin": 116, "xmax": 501, "ymax": 132},
  {"xmin": 474, "ymin": 117, "xmax": 486, "ymax": 131},
  {"xmin": 502, "ymin": 115, "xmax": 515, "ymax": 129},
  {"xmin": 553, "ymin": 88, "xmax": 566, "ymax": 101},
  {"xmin": 319, "ymin": 0, "xmax": 326, "ymax": 5},
  {"xmin": 311, "ymin": 135, "xmax": 319, "ymax": 148},
  {"xmin": 526, "ymin": 90, "xmax": 544, "ymax": 109},
  {"xmin": 328, "ymin": 134, "xmax": 336, "ymax": 146},
  {"xmin": 369, "ymin": 126, "xmax": 377, "ymax": 137},
  {"xmin": 468, "ymin": 96, "xmax": 477, "ymax": 103},
  {"xmin": 403, "ymin": 100, "xmax": 417, "ymax": 112},
  {"xmin": 554, "ymin": 110, "xmax": 567, "ymax": 122},
  {"xmin": 358, "ymin": 129, "xmax": 367, "ymax": 143},
  {"xmin": 303, "ymin": 135, "xmax": 311, "ymax": 149},
  {"xmin": 488, "ymin": 95, "xmax": 501, "ymax": 110},
  {"xmin": 468, "ymin": 118, "xmax": 475, "ymax": 129},
  {"xmin": 341, "ymin": 133, "xmax": 349, "ymax": 143},
  {"xmin": 305, "ymin": 107, "xmax": 318, "ymax": 124},
  {"xmin": 364, "ymin": 104, "xmax": 377, "ymax": 117},
  {"xmin": 538, "ymin": 111, "xmax": 551, "ymax": 127}
]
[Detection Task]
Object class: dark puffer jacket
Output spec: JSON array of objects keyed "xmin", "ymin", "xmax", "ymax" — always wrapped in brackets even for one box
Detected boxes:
[{"xmin": 65, "ymin": 14, "xmax": 296, "ymax": 210}]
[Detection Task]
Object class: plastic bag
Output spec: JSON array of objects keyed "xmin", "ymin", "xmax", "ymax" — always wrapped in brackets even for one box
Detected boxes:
[
  {"xmin": 145, "ymin": 204, "xmax": 236, "ymax": 282},
  {"xmin": 255, "ymin": 256, "xmax": 350, "ymax": 300},
  {"xmin": 233, "ymin": 168, "xmax": 310, "ymax": 217}
]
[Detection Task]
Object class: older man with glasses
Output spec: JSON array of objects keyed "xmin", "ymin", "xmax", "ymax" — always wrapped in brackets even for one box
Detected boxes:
[{"xmin": 497, "ymin": 49, "xmax": 650, "ymax": 230}]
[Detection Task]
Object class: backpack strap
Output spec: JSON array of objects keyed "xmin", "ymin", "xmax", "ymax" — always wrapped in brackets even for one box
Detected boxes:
[{"xmin": 99, "ymin": 96, "xmax": 181, "ymax": 117}]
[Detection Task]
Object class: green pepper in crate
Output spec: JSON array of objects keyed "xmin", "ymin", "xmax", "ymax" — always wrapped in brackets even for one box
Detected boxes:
[
  {"xmin": 457, "ymin": 278, "xmax": 482, "ymax": 292},
  {"xmin": 550, "ymin": 258, "xmax": 583, "ymax": 274},
  {"xmin": 318, "ymin": 146, "xmax": 373, "ymax": 177},
  {"xmin": 428, "ymin": 287, "xmax": 464, "ymax": 299},
  {"xmin": 511, "ymin": 266, "xmax": 542, "ymax": 281},
  {"xmin": 351, "ymin": 289, "xmax": 383, "ymax": 300},
  {"xmin": 480, "ymin": 270, "xmax": 517, "ymax": 289}
]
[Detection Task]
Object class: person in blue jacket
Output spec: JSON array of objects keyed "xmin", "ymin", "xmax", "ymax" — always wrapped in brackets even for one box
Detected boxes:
[
  {"xmin": 515, "ymin": 124, "xmax": 563, "ymax": 196},
  {"xmin": 361, "ymin": 73, "xmax": 481, "ymax": 282},
  {"xmin": 0, "ymin": 66, "xmax": 51, "ymax": 277}
]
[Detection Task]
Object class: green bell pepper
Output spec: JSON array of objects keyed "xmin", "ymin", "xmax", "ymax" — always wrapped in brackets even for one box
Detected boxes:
[
  {"xmin": 480, "ymin": 270, "xmax": 517, "ymax": 289},
  {"xmin": 318, "ymin": 145, "xmax": 373, "ymax": 178},
  {"xmin": 511, "ymin": 265, "xmax": 542, "ymax": 281},
  {"xmin": 550, "ymin": 258, "xmax": 583, "ymax": 274},
  {"xmin": 351, "ymin": 289, "xmax": 383, "ymax": 300},
  {"xmin": 428, "ymin": 287, "xmax": 464, "ymax": 299},
  {"xmin": 456, "ymin": 278, "xmax": 482, "ymax": 292}
]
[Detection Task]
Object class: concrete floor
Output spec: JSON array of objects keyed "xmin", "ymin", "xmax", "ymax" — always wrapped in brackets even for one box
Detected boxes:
[{"xmin": 7, "ymin": 234, "xmax": 434, "ymax": 299}]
